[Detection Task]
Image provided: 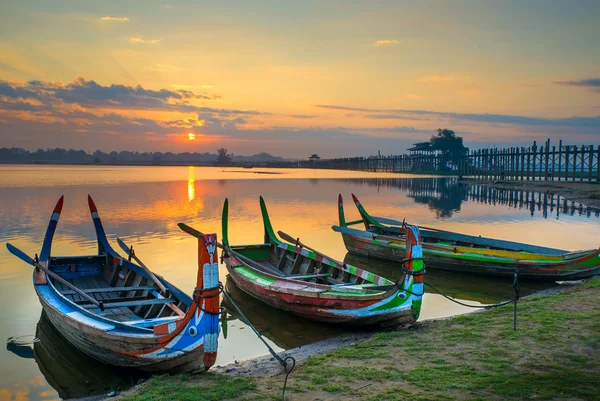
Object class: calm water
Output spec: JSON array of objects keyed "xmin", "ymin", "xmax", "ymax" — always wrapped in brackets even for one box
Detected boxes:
[{"xmin": 1, "ymin": 165, "xmax": 598, "ymax": 400}]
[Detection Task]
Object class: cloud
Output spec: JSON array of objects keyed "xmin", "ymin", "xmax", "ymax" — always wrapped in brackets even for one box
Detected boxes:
[
  {"xmin": 373, "ymin": 39, "xmax": 400, "ymax": 47},
  {"xmin": 315, "ymin": 104, "xmax": 600, "ymax": 128},
  {"xmin": 0, "ymin": 76, "xmax": 220, "ymax": 113},
  {"xmin": 99, "ymin": 16, "xmax": 129, "ymax": 22},
  {"xmin": 404, "ymin": 93, "xmax": 424, "ymax": 100},
  {"xmin": 128, "ymin": 37, "xmax": 162, "ymax": 44},
  {"xmin": 555, "ymin": 78, "xmax": 600, "ymax": 93}
]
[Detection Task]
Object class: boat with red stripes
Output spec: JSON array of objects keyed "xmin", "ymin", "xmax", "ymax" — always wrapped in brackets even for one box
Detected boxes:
[
  {"xmin": 6, "ymin": 195, "xmax": 220, "ymax": 372},
  {"xmin": 180, "ymin": 196, "xmax": 425, "ymax": 326}
]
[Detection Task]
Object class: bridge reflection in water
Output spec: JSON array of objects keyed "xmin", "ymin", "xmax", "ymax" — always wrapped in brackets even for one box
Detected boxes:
[{"xmin": 333, "ymin": 177, "xmax": 600, "ymax": 220}]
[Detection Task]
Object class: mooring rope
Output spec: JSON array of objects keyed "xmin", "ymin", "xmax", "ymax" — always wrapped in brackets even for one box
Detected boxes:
[
  {"xmin": 396, "ymin": 261, "xmax": 520, "ymax": 330},
  {"xmin": 220, "ymin": 282, "xmax": 295, "ymax": 401},
  {"xmin": 423, "ymin": 282, "xmax": 517, "ymax": 309}
]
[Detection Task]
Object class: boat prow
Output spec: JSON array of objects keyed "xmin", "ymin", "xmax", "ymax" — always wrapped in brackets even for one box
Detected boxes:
[
  {"xmin": 336, "ymin": 193, "xmax": 600, "ymax": 281},
  {"xmin": 7, "ymin": 195, "xmax": 220, "ymax": 372},
  {"xmin": 212, "ymin": 196, "xmax": 425, "ymax": 326}
]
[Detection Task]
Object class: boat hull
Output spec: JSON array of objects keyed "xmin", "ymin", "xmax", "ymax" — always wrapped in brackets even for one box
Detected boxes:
[
  {"xmin": 224, "ymin": 262, "xmax": 416, "ymax": 326},
  {"xmin": 342, "ymin": 235, "xmax": 600, "ymax": 281},
  {"xmin": 36, "ymin": 285, "xmax": 206, "ymax": 372}
]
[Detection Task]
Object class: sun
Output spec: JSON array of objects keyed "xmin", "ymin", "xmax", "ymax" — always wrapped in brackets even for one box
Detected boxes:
[{"xmin": 188, "ymin": 132, "xmax": 196, "ymax": 140}]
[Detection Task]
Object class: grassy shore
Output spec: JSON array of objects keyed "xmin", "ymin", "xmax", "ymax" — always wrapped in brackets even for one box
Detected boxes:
[{"xmin": 118, "ymin": 279, "xmax": 599, "ymax": 401}]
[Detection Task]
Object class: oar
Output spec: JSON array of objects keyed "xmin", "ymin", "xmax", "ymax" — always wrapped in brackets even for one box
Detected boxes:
[
  {"xmin": 117, "ymin": 237, "xmax": 169, "ymax": 296},
  {"xmin": 371, "ymin": 216, "xmax": 452, "ymax": 234},
  {"xmin": 177, "ymin": 223, "xmax": 284, "ymax": 277},
  {"xmin": 277, "ymin": 230, "xmax": 345, "ymax": 266},
  {"xmin": 6, "ymin": 243, "xmax": 104, "ymax": 311},
  {"xmin": 372, "ymin": 216, "xmax": 406, "ymax": 227},
  {"xmin": 331, "ymin": 225, "xmax": 376, "ymax": 239}
]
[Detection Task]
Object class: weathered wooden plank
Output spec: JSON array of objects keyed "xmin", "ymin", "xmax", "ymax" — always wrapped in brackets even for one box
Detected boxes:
[
  {"xmin": 83, "ymin": 298, "xmax": 175, "ymax": 309},
  {"xmin": 60, "ymin": 286, "xmax": 156, "ymax": 295}
]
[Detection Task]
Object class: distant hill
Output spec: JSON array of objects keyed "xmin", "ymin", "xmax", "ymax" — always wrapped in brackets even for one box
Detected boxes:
[
  {"xmin": 232, "ymin": 152, "xmax": 290, "ymax": 162},
  {"xmin": 0, "ymin": 147, "xmax": 295, "ymax": 165}
]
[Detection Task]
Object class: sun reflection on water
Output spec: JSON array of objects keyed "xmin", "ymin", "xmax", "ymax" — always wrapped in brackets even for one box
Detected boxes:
[{"xmin": 188, "ymin": 166, "xmax": 195, "ymax": 202}]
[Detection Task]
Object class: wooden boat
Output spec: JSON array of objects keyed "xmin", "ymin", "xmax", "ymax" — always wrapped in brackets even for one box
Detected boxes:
[
  {"xmin": 180, "ymin": 196, "xmax": 425, "ymax": 326},
  {"xmin": 6, "ymin": 195, "xmax": 220, "ymax": 372},
  {"xmin": 333, "ymin": 194, "xmax": 600, "ymax": 281}
]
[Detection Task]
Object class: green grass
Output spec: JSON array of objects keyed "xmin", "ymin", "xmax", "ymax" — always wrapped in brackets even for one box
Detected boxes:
[
  {"xmin": 119, "ymin": 373, "xmax": 256, "ymax": 401},
  {"xmin": 118, "ymin": 278, "xmax": 600, "ymax": 401}
]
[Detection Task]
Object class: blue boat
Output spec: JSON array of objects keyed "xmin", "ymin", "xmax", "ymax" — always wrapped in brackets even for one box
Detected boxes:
[{"xmin": 6, "ymin": 195, "xmax": 220, "ymax": 372}]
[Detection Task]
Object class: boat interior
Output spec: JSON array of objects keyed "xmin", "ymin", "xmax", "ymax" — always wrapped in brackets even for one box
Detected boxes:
[
  {"xmin": 369, "ymin": 224, "xmax": 569, "ymax": 256},
  {"xmin": 49, "ymin": 255, "xmax": 189, "ymax": 325},
  {"xmin": 223, "ymin": 196, "xmax": 387, "ymax": 288},
  {"xmin": 232, "ymin": 242, "xmax": 375, "ymax": 287}
]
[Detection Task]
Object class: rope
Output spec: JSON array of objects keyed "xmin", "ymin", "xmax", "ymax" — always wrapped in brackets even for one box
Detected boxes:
[
  {"xmin": 396, "ymin": 260, "xmax": 519, "ymax": 310},
  {"xmin": 424, "ymin": 282, "xmax": 516, "ymax": 309},
  {"xmin": 221, "ymin": 282, "xmax": 295, "ymax": 400}
]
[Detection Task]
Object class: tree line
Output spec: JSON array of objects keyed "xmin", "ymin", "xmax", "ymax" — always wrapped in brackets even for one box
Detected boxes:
[{"xmin": 0, "ymin": 147, "xmax": 287, "ymax": 165}]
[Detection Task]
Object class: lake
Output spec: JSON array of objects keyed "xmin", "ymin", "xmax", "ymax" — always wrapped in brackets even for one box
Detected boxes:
[{"xmin": 1, "ymin": 165, "xmax": 598, "ymax": 400}]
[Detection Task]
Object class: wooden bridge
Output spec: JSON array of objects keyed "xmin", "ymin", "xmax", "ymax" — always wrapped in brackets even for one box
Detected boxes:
[{"xmin": 292, "ymin": 139, "xmax": 600, "ymax": 182}]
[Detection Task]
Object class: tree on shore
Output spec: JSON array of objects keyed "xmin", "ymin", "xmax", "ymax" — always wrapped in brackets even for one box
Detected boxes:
[
  {"xmin": 216, "ymin": 148, "xmax": 232, "ymax": 165},
  {"xmin": 430, "ymin": 129, "xmax": 468, "ymax": 171}
]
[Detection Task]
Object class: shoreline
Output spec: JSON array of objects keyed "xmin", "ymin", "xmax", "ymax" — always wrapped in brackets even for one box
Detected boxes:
[
  {"xmin": 463, "ymin": 178, "xmax": 600, "ymax": 209},
  {"xmin": 110, "ymin": 280, "xmax": 599, "ymax": 401}
]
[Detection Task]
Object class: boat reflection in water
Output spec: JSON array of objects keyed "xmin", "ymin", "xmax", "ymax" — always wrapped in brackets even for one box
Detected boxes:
[
  {"xmin": 343, "ymin": 253, "xmax": 554, "ymax": 305},
  {"xmin": 222, "ymin": 276, "xmax": 348, "ymax": 349},
  {"xmin": 32, "ymin": 311, "xmax": 147, "ymax": 400}
]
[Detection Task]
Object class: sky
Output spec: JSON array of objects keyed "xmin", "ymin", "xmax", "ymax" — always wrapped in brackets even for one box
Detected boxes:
[{"xmin": 0, "ymin": 0, "xmax": 599, "ymax": 158}]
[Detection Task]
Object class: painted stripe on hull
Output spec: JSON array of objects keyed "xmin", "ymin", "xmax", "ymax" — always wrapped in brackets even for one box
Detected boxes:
[
  {"xmin": 226, "ymin": 264, "xmax": 413, "ymax": 325},
  {"xmin": 344, "ymin": 236, "xmax": 600, "ymax": 280}
]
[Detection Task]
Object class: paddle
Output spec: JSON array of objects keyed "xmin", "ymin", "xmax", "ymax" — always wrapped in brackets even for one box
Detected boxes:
[
  {"xmin": 117, "ymin": 237, "xmax": 169, "ymax": 296},
  {"xmin": 331, "ymin": 225, "xmax": 377, "ymax": 239},
  {"xmin": 177, "ymin": 223, "xmax": 285, "ymax": 277},
  {"xmin": 277, "ymin": 230, "xmax": 345, "ymax": 266},
  {"xmin": 371, "ymin": 216, "xmax": 406, "ymax": 227},
  {"xmin": 371, "ymin": 216, "xmax": 461, "ymax": 235},
  {"xmin": 6, "ymin": 243, "xmax": 104, "ymax": 311}
]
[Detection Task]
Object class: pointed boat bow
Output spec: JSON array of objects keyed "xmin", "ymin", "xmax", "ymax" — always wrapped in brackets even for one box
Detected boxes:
[
  {"xmin": 40, "ymin": 196, "xmax": 64, "ymax": 263},
  {"xmin": 403, "ymin": 225, "xmax": 425, "ymax": 320},
  {"xmin": 138, "ymin": 231, "xmax": 220, "ymax": 369},
  {"xmin": 351, "ymin": 193, "xmax": 390, "ymax": 230}
]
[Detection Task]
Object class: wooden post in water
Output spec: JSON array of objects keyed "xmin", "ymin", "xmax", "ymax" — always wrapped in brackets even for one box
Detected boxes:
[
  {"xmin": 557, "ymin": 140, "xmax": 563, "ymax": 181},
  {"xmin": 564, "ymin": 145, "xmax": 570, "ymax": 182},
  {"xmin": 531, "ymin": 141, "xmax": 537, "ymax": 181},
  {"xmin": 597, "ymin": 145, "xmax": 600, "ymax": 182},
  {"xmin": 588, "ymin": 145, "xmax": 594, "ymax": 182},
  {"xmin": 572, "ymin": 145, "xmax": 577, "ymax": 182},
  {"xmin": 551, "ymin": 146, "xmax": 556, "ymax": 182},
  {"xmin": 544, "ymin": 138, "xmax": 550, "ymax": 181},
  {"xmin": 581, "ymin": 144, "xmax": 585, "ymax": 183},
  {"xmin": 526, "ymin": 146, "xmax": 531, "ymax": 181}
]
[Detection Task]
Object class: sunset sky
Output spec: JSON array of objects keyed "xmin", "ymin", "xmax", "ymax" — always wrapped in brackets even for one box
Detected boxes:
[{"xmin": 1, "ymin": 1, "xmax": 599, "ymax": 158}]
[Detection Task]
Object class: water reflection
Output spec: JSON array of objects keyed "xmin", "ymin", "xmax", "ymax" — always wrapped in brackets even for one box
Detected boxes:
[
  {"xmin": 33, "ymin": 312, "xmax": 145, "ymax": 400},
  {"xmin": 343, "ymin": 254, "xmax": 552, "ymax": 304},
  {"xmin": 335, "ymin": 177, "xmax": 600, "ymax": 219},
  {"xmin": 188, "ymin": 166, "xmax": 195, "ymax": 202},
  {"xmin": 1, "ymin": 167, "xmax": 596, "ymax": 400},
  {"xmin": 222, "ymin": 277, "xmax": 346, "ymax": 349}
]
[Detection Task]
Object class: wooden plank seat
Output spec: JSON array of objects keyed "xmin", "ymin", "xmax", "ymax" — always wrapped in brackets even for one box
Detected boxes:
[
  {"xmin": 288, "ymin": 273, "xmax": 332, "ymax": 280},
  {"xmin": 123, "ymin": 316, "xmax": 181, "ymax": 328},
  {"xmin": 60, "ymin": 286, "xmax": 156, "ymax": 295},
  {"xmin": 82, "ymin": 297, "xmax": 176, "ymax": 309}
]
